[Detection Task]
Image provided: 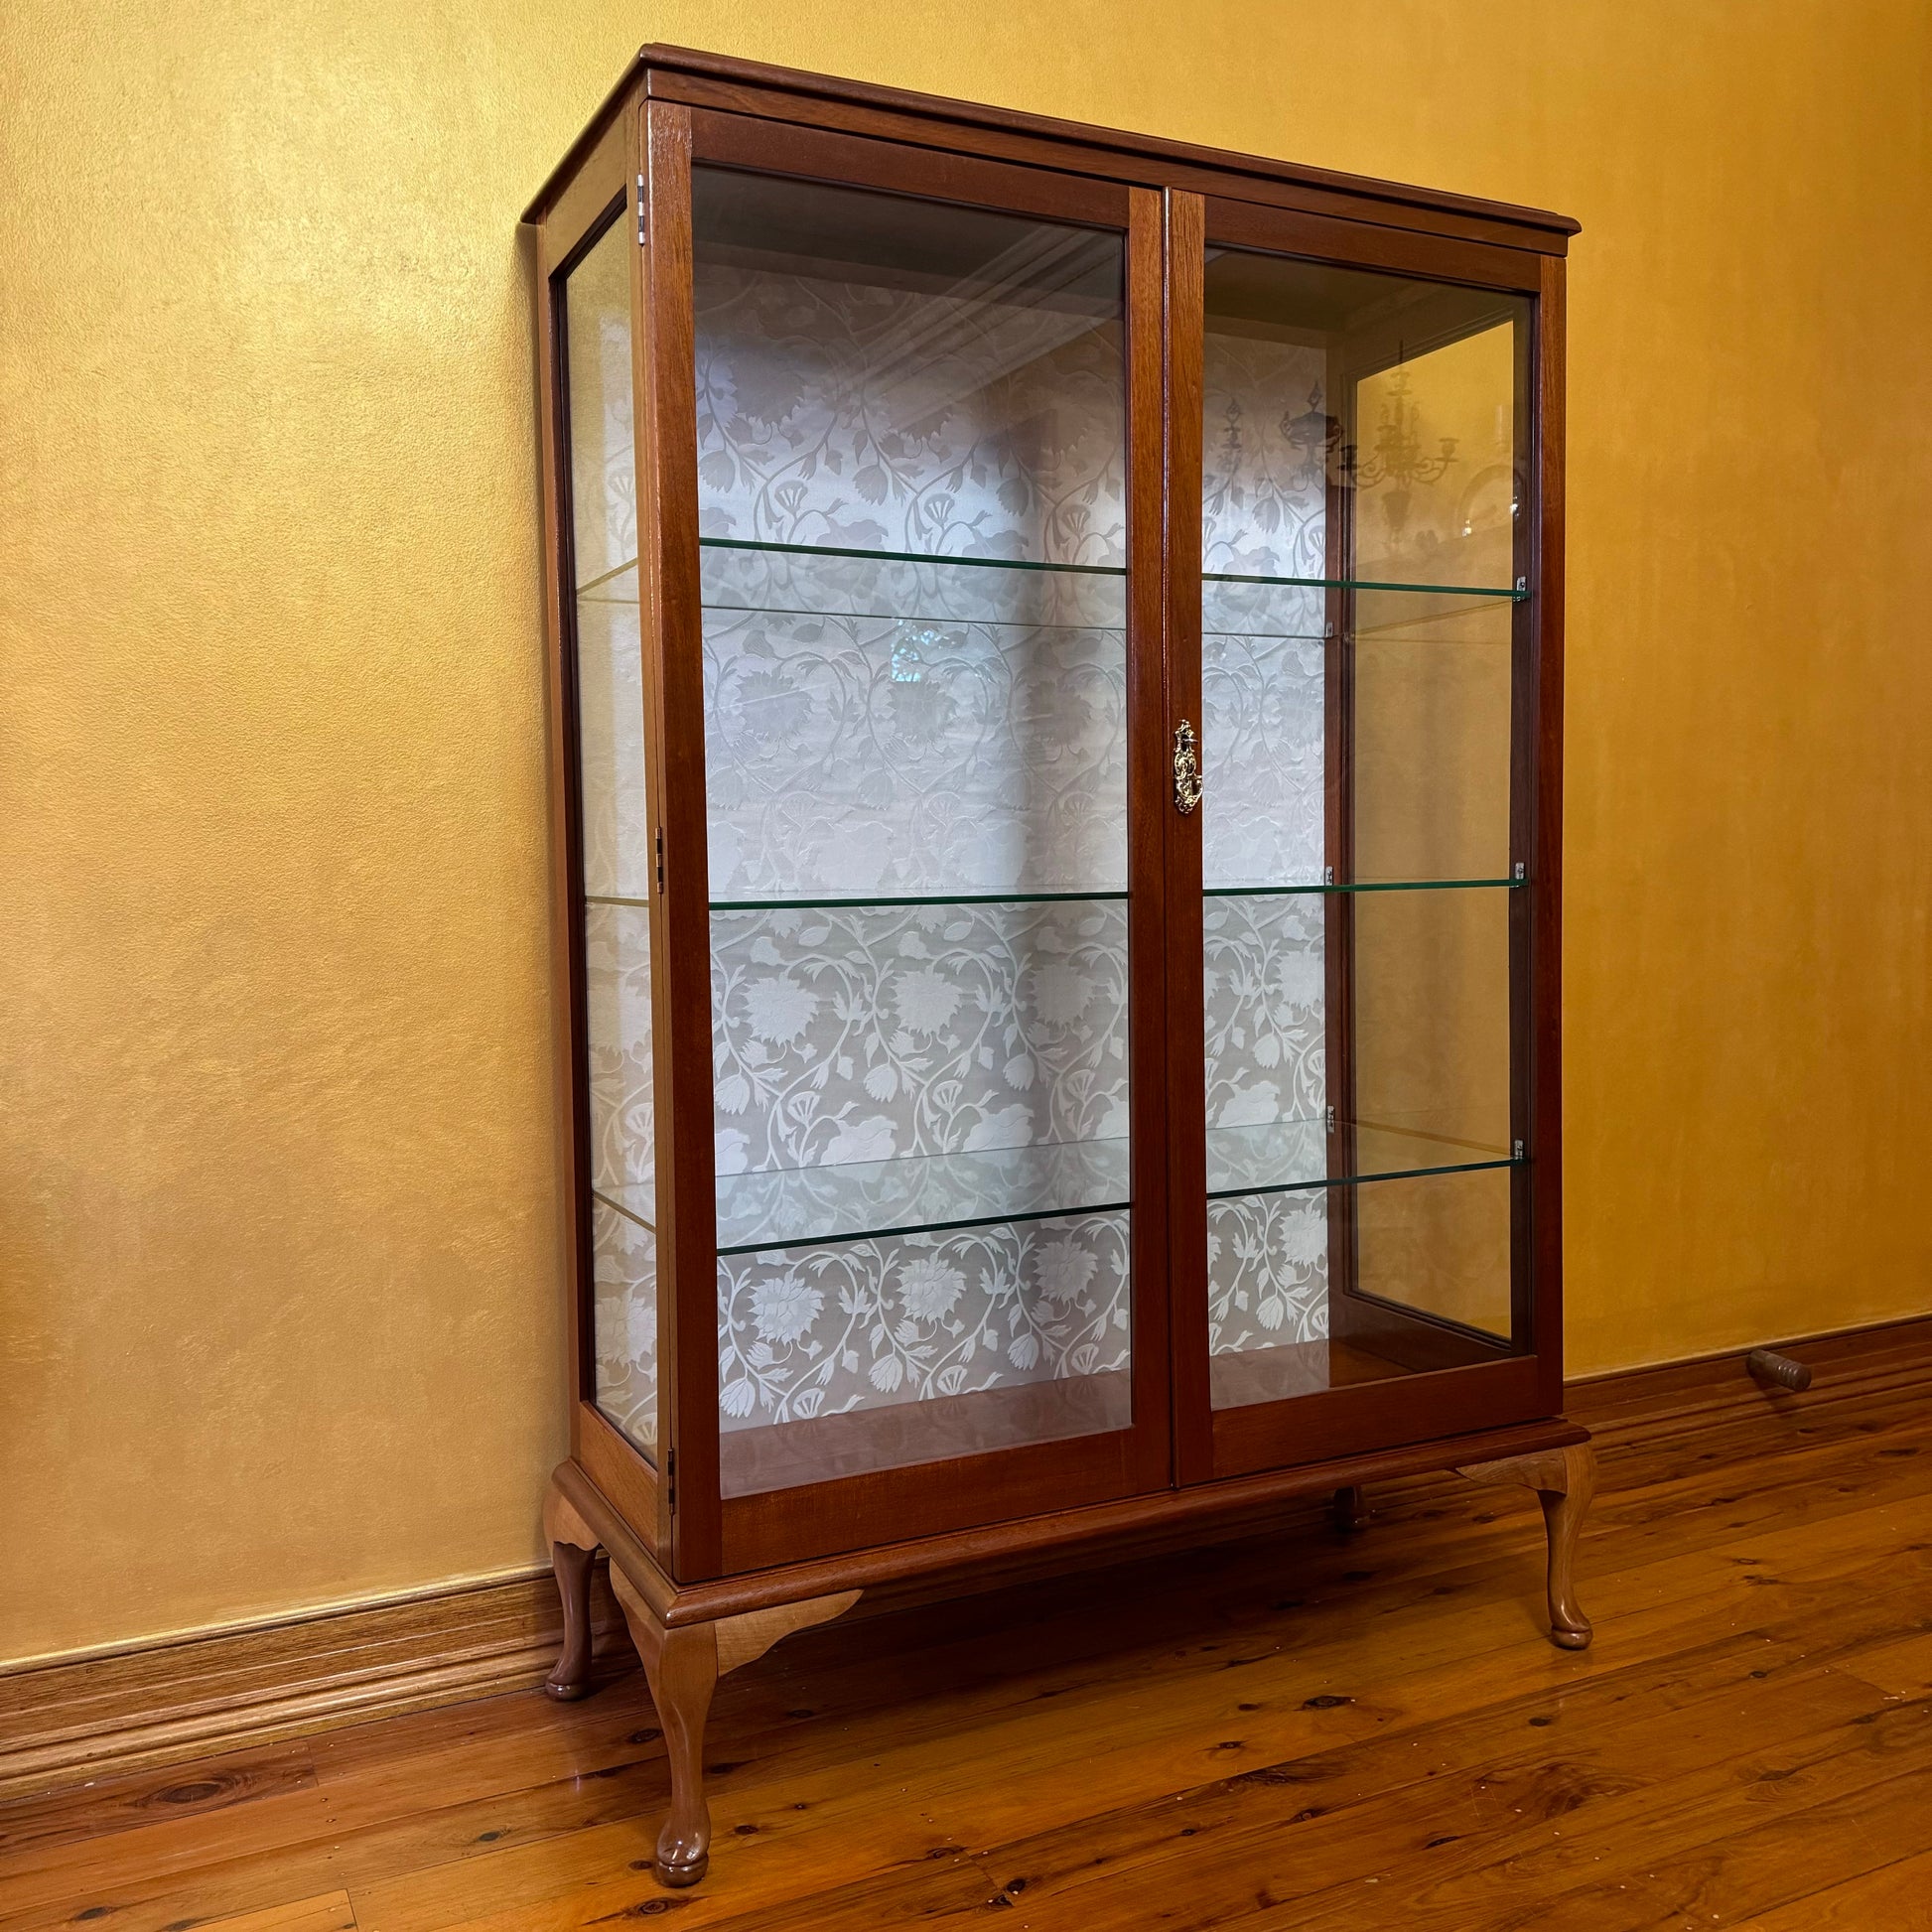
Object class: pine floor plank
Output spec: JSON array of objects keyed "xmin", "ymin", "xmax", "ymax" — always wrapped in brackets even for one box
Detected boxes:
[
  {"xmin": 1728, "ymin": 1845, "xmax": 1932, "ymax": 1929},
  {"xmin": 182, "ymin": 1890, "xmax": 358, "ymax": 1932},
  {"xmin": 1837, "ymin": 1625, "xmax": 1932, "ymax": 1700},
  {"xmin": 0, "ymin": 1748, "xmax": 320, "ymax": 1862}
]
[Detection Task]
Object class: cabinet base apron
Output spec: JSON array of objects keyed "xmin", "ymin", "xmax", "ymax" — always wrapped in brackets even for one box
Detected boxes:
[{"xmin": 541, "ymin": 1422, "xmax": 1595, "ymax": 1889}]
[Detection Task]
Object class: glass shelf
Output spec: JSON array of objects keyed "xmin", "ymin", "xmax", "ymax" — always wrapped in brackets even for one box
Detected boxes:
[
  {"xmin": 1202, "ymin": 567, "xmax": 1524, "ymax": 599},
  {"xmin": 574, "ymin": 881, "xmax": 1521, "ymax": 910},
  {"xmin": 578, "ymin": 543, "xmax": 1130, "ymax": 632},
  {"xmin": 709, "ymin": 889, "xmax": 1129, "ymax": 912},
  {"xmin": 1202, "ymin": 877, "xmax": 1520, "ymax": 897},
  {"xmin": 705, "ymin": 536, "xmax": 1125, "ymax": 577},
  {"xmin": 1206, "ymin": 1117, "xmax": 1518, "ymax": 1201},
  {"xmin": 584, "ymin": 892, "xmax": 1130, "ymax": 911},
  {"xmin": 1202, "ymin": 579, "xmax": 1521, "ymax": 647},
  {"xmin": 583, "ymin": 551, "xmax": 1518, "ymax": 610},
  {"xmin": 1202, "ymin": 617, "xmax": 1509, "ymax": 643},
  {"xmin": 593, "ymin": 1186, "xmax": 656, "ymax": 1236},
  {"xmin": 576, "ymin": 557, "xmax": 640, "ymax": 600},
  {"xmin": 703, "ymin": 540, "xmax": 1127, "ymax": 629},
  {"xmin": 714, "ymin": 1139, "xmax": 1131, "ymax": 1256},
  {"xmin": 598, "ymin": 1117, "xmax": 1525, "ymax": 1259}
]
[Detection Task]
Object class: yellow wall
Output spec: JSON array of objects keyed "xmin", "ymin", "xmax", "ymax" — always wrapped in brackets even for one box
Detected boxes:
[{"xmin": 5, "ymin": 0, "xmax": 1930, "ymax": 1667}]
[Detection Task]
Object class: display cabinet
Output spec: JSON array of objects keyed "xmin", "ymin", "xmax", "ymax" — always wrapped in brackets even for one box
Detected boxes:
[{"xmin": 526, "ymin": 47, "xmax": 1586, "ymax": 1890}]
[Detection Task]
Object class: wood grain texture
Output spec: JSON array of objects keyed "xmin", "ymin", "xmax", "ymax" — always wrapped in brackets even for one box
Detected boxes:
[
  {"xmin": 522, "ymin": 46, "xmax": 1582, "ymax": 252},
  {"xmin": 637, "ymin": 93, "xmax": 719, "ymax": 1581},
  {"xmin": 1528, "ymin": 247, "xmax": 1568, "ymax": 1419},
  {"xmin": 15, "ymin": 1315, "xmax": 1920, "ymax": 1814},
  {"xmin": 8, "ymin": 1317, "xmax": 1931, "ymax": 1927},
  {"xmin": 1159, "ymin": 186, "xmax": 1211, "ymax": 1488},
  {"xmin": 1457, "ymin": 1440, "xmax": 1596, "ymax": 1647},
  {"xmin": 0, "ymin": 1573, "xmax": 626, "ymax": 1802},
  {"xmin": 604, "ymin": 1563, "xmax": 858, "ymax": 1887},
  {"xmin": 558, "ymin": 1415, "xmax": 1586, "ymax": 1631},
  {"xmin": 1120, "ymin": 181, "xmax": 1178, "ymax": 1507}
]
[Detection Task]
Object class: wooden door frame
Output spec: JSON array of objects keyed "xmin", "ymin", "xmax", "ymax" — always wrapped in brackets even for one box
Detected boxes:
[
  {"xmin": 1172, "ymin": 195, "xmax": 1559, "ymax": 1484},
  {"xmin": 535, "ymin": 98, "xmax": 672, "ymax": 1559},
  {"xmin": 640, "ymin": 100, "xmax": 1175, "ymax": 1579}
]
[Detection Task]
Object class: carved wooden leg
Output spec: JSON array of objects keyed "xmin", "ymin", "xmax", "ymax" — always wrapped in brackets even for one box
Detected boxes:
[
  {"xmin": 1332, "ymin": 1484, "xmax": 1370, "ymax": 1533},
  {"xmin": 636, "ymin": 1616, "xmax": 717, "ymax": 1886},
  {"xmin": 1455, "ymin": 1442, "xmax": 1596, "ymax": 1650},
  {"xmin": 610, "ymin": 1565, "xmax": 861, "ymax": 1888},
  {"xmin": 541, "ymin": 1477, "xmax": 602, "ymax": 1702}
]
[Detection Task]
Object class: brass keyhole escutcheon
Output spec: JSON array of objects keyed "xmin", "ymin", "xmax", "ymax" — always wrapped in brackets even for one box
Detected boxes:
[{"xmin": 1173, "ymin": 719, "xmax": 1202, "ymax": 815}]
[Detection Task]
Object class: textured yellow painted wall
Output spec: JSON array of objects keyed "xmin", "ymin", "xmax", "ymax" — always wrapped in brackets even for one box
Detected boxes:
[{"xmin": 5, "ymin": 0, "xmax": 1930, "ymax": 1665}]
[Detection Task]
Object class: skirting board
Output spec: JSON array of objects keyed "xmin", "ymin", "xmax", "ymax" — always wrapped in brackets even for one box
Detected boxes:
[
  {"xmin": 0, "ymin": 1567, "xmax": 627, "ymax": 1800},
  {"xmin": 4, "ymin": 1310, "xmax": 1928, "ymax": 1802},
  {"xmin": 1565, "ymin": 1310, "xmax": 1932, "ymax": 1438}
]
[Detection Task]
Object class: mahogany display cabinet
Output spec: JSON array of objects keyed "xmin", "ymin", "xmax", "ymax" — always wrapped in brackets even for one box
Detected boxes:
[{"xmin": 524, "ymin": 46, "xmax": 1587, "ymax": 1890}]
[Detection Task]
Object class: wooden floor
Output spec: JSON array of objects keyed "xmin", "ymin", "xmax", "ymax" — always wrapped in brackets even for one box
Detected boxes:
[{"xmin": 6, "ymin": 1343, "xmax": 1932, "ymax": 1932}]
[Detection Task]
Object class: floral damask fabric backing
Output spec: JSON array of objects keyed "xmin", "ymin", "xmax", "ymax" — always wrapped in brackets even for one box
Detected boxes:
[{"xmin": 581, "ymin": 222, "xmax": 1360, "ymax": 1463}]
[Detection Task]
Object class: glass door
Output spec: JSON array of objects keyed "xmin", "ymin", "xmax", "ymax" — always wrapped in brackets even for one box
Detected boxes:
[
  {"xmin": 642, "ymin": 106, "xmax": 1170, "ymax": 1574},
  {"xmin": 561, "ymin": 202, "xmax": 664, "ymax": 1504},
  {"xmin": 1173, "ymin": 201, "xmax": 1551, "ymax": 1478}
]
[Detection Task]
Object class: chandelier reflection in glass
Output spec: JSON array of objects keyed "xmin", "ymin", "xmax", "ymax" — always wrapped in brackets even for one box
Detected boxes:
[{"xmin": 1280, "ymin": 367, "xmax": 1459, "ymax": 553}]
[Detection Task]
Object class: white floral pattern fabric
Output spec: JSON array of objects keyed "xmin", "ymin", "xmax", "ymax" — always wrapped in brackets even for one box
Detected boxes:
[
  {"xmin": 717, "ymin": 1211, "xmax": 1129, "ymax": 1461},
  {"xmin": 577, "ymin": 194, "xmax": 1417, "ymax": 1459},
  {"xmin": 692, "ymin": 201, "xmax": 1126, "ymax": 564},
  {"xmin": 702, "ymin": 585, "xmax": 1127, "ymax": 900},
  {"xmin": 684, "ymin": 190, "xmax": 1140, "ymax": 1462},
  {"xmin": 711, "ymin": 901, "xmax": 1128, "ymax": 1179},
  {"xmin": 1199, "ymin": 323, "xmax": 1337, "ymax": 1359},
  {"xmin": 567, "ymin": 220, "xmax": 638, "ymax": 586},
  {"xmin": 1207, "ymin": 1192, "xmax": 1328, "ymax": 1353},
  {"xmin": 1202, "ymin": 334, "xmax": 1328, "ymax": 580},
  {"xmin": 567, "ymin": 222, "xmax": 660, "ymax": 1457},
  {"xmin": 592, "ymin": 1202, "xmax": 657, "ymax": 1454},
  {"xmin": 1204, "ymin": 894, "xmax": 1326, "ymax": 1134}
]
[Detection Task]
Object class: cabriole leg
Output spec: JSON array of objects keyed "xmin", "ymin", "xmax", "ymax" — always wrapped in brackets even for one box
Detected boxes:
[
  {"xmin": 610, "ymin": 1566, "xmax": 862, "ymax": 1888},
  {"xmin": 1455, "ymin": 1442, "xmax": 1597, "ymax": 1651},
  {"xmin": 541, "ymin": 1477, "xmax": 602, "ymax": 1701},
  {"xmin": 637, "ymin": 1616, "xmax": 719, "ymax": 1886}
]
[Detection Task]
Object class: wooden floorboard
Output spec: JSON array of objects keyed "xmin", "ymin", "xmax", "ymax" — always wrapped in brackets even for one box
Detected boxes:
[{"xmin": 4, "ymin": 1349, "xmax": 1931, "ymax": 1931}]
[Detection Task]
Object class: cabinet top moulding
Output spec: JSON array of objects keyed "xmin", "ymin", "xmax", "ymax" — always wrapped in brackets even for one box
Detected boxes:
[{"xmin": 521, "ymin": 44, "xmax": 1581, "ymax": 255}]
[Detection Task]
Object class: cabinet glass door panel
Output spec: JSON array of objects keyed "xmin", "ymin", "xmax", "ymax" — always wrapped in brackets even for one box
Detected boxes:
[
  {"xmin": 1209, "ymin": 1167, "xmax": 1513, "ymax": 1407},
  {"xmin": 564, "ymin": 216, "xmax": 660, "ymax": 1464},
  {"xmin": 690, "ymin": 166, "xmax": 1133, "ymax": 1497},
  {"xmin": 1199, "ymin": 240, "xmax": 1530, "ymax": 1416}
]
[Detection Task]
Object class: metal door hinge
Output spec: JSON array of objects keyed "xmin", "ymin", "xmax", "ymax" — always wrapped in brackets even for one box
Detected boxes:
[
  {"xmin": 666, "ymin": 1446, "xmax": 677, "ymax": 1511},
  {"xmin": 1326, "ymin": 1106, "xmax": 1337, "ymax": 1133},
  {"xmin": 636, "ymin": 175, "xmax": 646, "ymax": 246},
  {"xmin": 655, "ymin": 826, "xmax": 665, "ymax": 895}
]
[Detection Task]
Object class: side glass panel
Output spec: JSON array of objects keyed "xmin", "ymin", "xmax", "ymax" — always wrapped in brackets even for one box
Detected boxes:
[
  {"xmin": 1200, "ymin": 249, "xmax": 1529, "ymax": 1410},
  {"xmin": 564, "ymin": 217, "xmax": 659, "ymax": 1463},
  {"xmin": 690, "ymin": 167, "xmax": 1132, "ymax": 1496}
]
